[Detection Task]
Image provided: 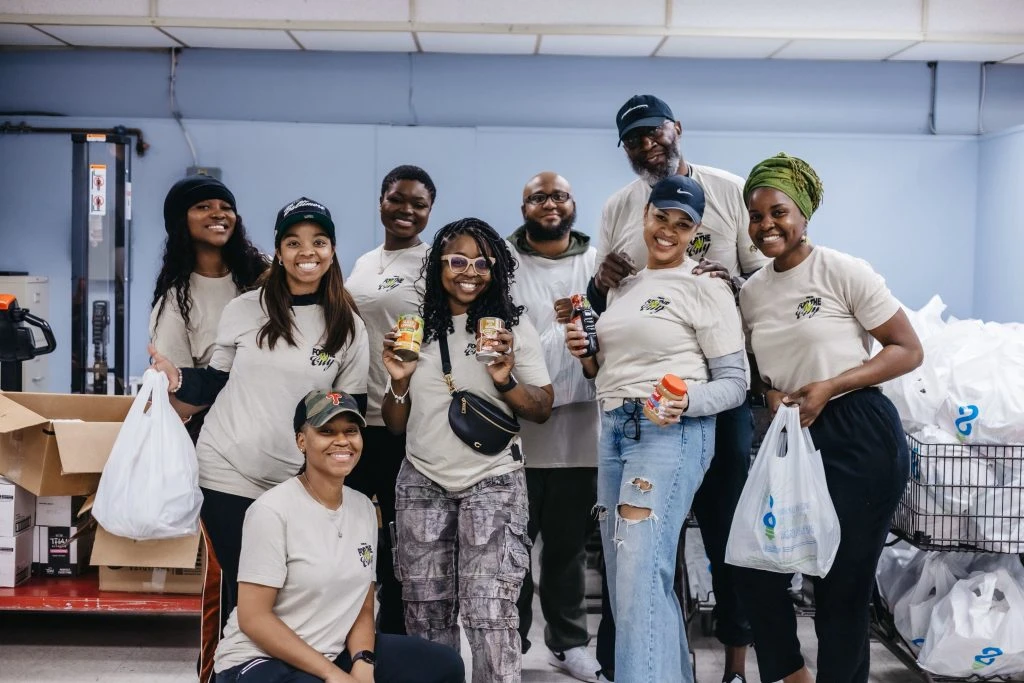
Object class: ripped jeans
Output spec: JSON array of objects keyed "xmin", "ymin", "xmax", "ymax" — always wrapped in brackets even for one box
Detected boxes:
[
  {"xmin": 394, "ymin": 459, "xmax": 530, "ymax": 683},
  {"xmin": 596, "ymin": 402, "xmax": 714, "ymax": 683}
]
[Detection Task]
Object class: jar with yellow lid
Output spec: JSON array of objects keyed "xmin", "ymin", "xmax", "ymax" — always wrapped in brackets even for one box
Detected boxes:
[{"xmin": 643, "ymin": 374, "xmax": 689, "ymax": 426}]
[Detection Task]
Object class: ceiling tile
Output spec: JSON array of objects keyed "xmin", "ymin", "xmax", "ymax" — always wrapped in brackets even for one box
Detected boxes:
[
  {"xmin": 157, "ymin": 0, "xmax": 409, "ymax": 22},
  {"xmin": 163, "ymin": 27, "xmax": 297, "ymax": 50},
  {"xmin": 417, "ymin": 32, "xmax": 537, "ymax": 54},
  {"xmin": 1002, "ymin": 51, "xmax": 1024, "ymax": 63},
  {"xmin": 928, "ymin": 0, "xmax": 1024, "ymax": 35},
  {"xmin": 416, "ymin": 0, "xmax": 664, "ymax": 26},
  {"xmin": 657, "ymin": 35, "xmax": 789, "ymax": 59},
  {"xmin": 539, "ymin": 34, "xmax": 662, "ymax": 57},
  {"xmin": 0, "ymin": 23, "xmax": 65, "ymax": 46},
  {"xmin": 774, "ymin": 39, "xmax": 919, "ymax": 60},
  {"xmin": 1, "ymin": 0, "xmax": 150, "ymax": 16},
  {"xmin": 669, "ymin": 0, "xmax": 922, "ymax": 34},
  {"xmin": 42, "ymin": 25, "xmax": 181, "ymax": 48},
  {"xmin": 889, "ymin": 41, "xmax": 1024, "ymax": 62},
  {"xmin": 292, "ymin": 30, "xmax": 416, "ymax": 52}
]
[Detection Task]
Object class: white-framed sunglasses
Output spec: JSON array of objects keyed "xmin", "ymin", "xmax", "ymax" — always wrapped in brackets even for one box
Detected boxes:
[{"xmin": 441, "ymin": 254, "xmax": 495, "ymax": 275}]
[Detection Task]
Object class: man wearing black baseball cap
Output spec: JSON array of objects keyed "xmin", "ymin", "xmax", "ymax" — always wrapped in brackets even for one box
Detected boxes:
[{"xmin": 584, "ymin": 94, "xmax": 765, "ymax": 683}]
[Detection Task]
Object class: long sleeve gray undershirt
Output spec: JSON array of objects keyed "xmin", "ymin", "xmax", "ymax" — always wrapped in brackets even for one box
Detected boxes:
[{"xmin": 685, "ymin": 350, "xmax": 747, "ymax": 417}]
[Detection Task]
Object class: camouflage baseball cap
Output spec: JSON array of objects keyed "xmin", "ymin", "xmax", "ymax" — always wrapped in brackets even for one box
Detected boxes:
[{"xmin": 293, "ymin": 390, "xmax": 366, "ymax": 433}]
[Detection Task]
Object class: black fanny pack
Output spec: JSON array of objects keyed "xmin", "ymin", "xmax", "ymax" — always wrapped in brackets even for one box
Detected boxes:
[{"xmin": 439, "ymin": 333, "xmax": 520, "ymax": 456}]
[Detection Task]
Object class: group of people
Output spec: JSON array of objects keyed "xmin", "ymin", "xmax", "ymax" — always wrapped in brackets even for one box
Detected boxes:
[{"xmin": 146, "ymin": 92, "xmax": 923, "ymax": 683}]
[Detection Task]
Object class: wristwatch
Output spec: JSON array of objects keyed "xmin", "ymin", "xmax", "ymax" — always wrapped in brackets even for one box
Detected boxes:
[
  {"xmin": 493, "ymin": 373, "xmax": 518, "ymax": 393},
  {"xmin": 351, "ymin": 650, "xmax": 376, "ymax": 667}
]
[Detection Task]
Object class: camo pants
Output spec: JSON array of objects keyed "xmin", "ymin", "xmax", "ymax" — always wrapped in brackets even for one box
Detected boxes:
[{"xmin": 394, "ymin": 459, "xmax": 530, "ymax": 683}]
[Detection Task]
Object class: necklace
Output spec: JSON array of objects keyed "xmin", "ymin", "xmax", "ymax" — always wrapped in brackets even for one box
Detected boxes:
[
  {"xmin": 195, "ymin": 268, "xmax": 230, "ymax": 278},
  {"xmin": 378, "ymin": 247, "xmax": 404, "ymax": 275},
  {"xmin": 301, "ymin": 473, "xmax": 344, "ymax": 538}
]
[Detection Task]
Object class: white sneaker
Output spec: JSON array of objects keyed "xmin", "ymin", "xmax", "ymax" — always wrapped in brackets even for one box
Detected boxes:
[{"xmin": 549, "ymin": 646, "xmax": 603, "ymax": 683}]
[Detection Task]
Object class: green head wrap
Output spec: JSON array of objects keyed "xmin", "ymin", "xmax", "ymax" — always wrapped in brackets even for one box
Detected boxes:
[{"xmin": 743, "ymin": 152, "xmax": 824, "ymax": 220}]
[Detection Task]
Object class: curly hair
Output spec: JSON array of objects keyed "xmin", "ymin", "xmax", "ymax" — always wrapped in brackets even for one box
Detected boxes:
[
  {"xmin": 380, "ymin": 164, "xmax": 437, "ymax": 203},
  {"xmin": 151, "ymin": 213, "xmax": 268, "ymax": 328},
  {"xmin": 420, "ymin": 217, "xmax": 522, "ymax": 344}
]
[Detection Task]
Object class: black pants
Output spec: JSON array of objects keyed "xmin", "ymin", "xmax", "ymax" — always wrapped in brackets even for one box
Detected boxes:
[
  {"xmin": 736, "ymin": 388, "xmax": 910, "ymax": 683},
  {"xmin": 345, "ymin": 425, "xmax": 408, "ymax": 635},
  {"xmin": 516, "ymin": 467, "xmax": 598, "ymax": 653},
  {"xmin": 201, "ymin": 487, "xmax": 256, "ymax": 626},
  {"xmin": 691, "ymin": 400, "xmax": 754, "ymax": 646},
  {"xmin": 592, "ymin": 400, "xmax": 756, "ymax": 672},
  {"xmin": 215, "ymin": 633, "xmax": 464, "ymax": 683}
]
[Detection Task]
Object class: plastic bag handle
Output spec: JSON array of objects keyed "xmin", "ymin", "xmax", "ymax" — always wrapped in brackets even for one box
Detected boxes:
[{"xmin": 778, "ymin": 404, "xmax": 817, "ymax": 457}]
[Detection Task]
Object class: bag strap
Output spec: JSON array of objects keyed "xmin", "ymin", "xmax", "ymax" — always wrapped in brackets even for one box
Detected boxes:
[{"xmin": 436, "ymin": 333, "xmax": 457, "ymax": 396}]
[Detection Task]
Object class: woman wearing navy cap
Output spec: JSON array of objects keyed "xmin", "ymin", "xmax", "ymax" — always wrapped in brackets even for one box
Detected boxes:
[
  {"xmin": 565, "ymin": 175, "xmax": 747, "ymax": 683},
  {"xmin": 212, "ymin": 389, "xmax": 464, "ymax": 683},
  {"xmin": 151, "ymin": 197, "xmax": 369, "ymax": 623}
]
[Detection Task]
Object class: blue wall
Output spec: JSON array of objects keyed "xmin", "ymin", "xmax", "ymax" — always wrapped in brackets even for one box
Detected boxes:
[
  {"xmin": 975, "ymin": 124, "xmax": 1024, "ymax": 324},
  {"xmin": 0, "ymin": 48, "xmax": 1020, "ymax": 391}
]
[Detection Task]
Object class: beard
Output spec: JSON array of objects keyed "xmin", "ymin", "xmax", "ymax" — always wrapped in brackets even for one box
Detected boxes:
[
  {"xmin": 523, "ymin": 211, "xmax": 577, "ymax": 242},
  {"xmin": 630, "ymin": 142, "xmax": 682, "ymax": 186}
]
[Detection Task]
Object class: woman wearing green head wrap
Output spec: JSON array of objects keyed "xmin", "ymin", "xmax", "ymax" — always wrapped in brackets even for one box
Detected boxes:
[{"xmin": 734, "ymin": 153, "xmax": 923, "ymax": 683}]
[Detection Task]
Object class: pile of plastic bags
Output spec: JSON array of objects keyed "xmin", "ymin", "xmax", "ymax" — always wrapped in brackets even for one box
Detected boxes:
[{"xmin": 877, "ymin": 541, "xmax": 1024, "ymax": 676}]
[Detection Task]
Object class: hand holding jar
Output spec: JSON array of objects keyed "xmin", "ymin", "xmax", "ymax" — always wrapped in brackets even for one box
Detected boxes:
[{"xmin": 644, "ymin": 374, "xmax": 689, "ymax": 425}]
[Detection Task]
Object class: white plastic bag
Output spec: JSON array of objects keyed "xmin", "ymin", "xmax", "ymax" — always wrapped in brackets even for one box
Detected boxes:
[
  {"xmin": 92, "ymin": 369, "xmax": 202, "ymax": 540},
  {"xmin": 919, "ymin": 568, "xmax": 1024, "ymax": 676},
  {"xmin": 893, "ymin": 554, "xmax": 961, "ymax": 651},
  {"xmin": 875, "ymin": 538, "xmax": 922, "ymax": 608},
  {"xmin": 725, "ymin": 405, "xmax": 841, "ymax": 577}
]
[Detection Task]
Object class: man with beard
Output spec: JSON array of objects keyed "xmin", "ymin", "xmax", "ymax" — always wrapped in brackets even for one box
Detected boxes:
[
  {"xmin": 586, "ymin": 95, "xmax": 771, "ymax": 683},
  {"xmin": 508, "ymin": 172, "xmax": 605, "ymax": 683}
]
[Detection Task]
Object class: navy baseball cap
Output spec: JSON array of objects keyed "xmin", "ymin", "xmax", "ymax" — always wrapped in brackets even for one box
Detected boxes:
[
  {"xmin": 649, "ymin": 175, "xmax": 705, "ymax": 224},
  {"xmin": 275, "ymin": 197, "xmax": 336, "ymax": 245},
  {"xmin": 616, "ymin": 95, "xmax": 675, "ymax": 145}
]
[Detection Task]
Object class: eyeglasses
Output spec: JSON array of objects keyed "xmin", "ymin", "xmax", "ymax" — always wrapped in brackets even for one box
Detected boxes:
[
  {"xmin": 621, "ymin": 399, "xmax": 643, "ymax": 441},
  {"xmin": 621, "ymin": 125, "xmax": 666, "ymax": 151},
  {"xmin": 441, "ymin": 254, "xmax": 495, "ymax": 275},
  {"xmin": 524, "ymin": 191, "xmax": 573, "ymax": 206}
]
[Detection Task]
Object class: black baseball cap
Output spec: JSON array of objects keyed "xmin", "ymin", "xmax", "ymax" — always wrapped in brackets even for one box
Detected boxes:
[
  {"xmin": 293, "ymin": 389, "xmax": 366, "ymax": 433},
  {"xmin": 616, "ymin": 94, "xmax": 675, "ymax": 146},
  {"xmin": 275, "ymin": 197, "xmax": 336, "ymax": 245},
  {"xmin": 649, "ymin": 175, "xmax": 705, "ymax": 224}
]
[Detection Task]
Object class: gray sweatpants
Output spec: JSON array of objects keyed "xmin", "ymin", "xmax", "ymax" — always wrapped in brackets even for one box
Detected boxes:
[{"xmin": 394, "ymin": 459, "xmax": 530, "ymax": 683}]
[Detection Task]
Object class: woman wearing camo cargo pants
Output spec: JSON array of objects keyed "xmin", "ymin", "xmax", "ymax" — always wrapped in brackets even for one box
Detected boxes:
[{"xmin": 381, "ymin": 218, "xmax": 553, "ymax": 682}]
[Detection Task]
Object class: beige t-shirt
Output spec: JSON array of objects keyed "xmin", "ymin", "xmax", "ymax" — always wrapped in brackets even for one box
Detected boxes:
[
  {"xmin": 596, "ymin": 165, "xmax": 770, "ymax": 277},
  {"xmin": 405, "ymin": 314, "xmax": 551, "ymax": 491},
  {"xmin": 739, "ymin": 246, "xmax": 901, "ymax": 396},
  {"xmin": 595, "ymin": 260, "xmax": 744, "ymax": 404},
  {"xmin": 214, "ymin": 478, "xmax": 378, "ymax": 673},
  {"xmin": 347, "ymin": 243, "xmax": 428, "ymax": 427},
  {"xmin": 149, "ymin": 273, "xmax": 239, "ymax": 369},
  {"xmin": 198, "ymin": 290, "xmax": 370, "ymax": 499}
]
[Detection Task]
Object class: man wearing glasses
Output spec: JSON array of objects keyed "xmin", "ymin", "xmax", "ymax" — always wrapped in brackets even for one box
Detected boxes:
[
  {"xmin": 585, "ymin": 95, "xmax": 771, "ymax": 683},
  {"xmin": 508, "ymin": 172, "xmax": 605, "ymax": 683}
]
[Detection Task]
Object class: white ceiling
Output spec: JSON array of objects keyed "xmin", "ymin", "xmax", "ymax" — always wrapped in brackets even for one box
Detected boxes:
[{"xmin": 2, "ymin": 0, "xmax": 1024, "ymax": 62}]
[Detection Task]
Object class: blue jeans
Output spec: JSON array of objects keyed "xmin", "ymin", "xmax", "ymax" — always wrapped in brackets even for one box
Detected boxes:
[{"xmin": 597, "ymin": 402, "xmax": 714, "ymax": 683}]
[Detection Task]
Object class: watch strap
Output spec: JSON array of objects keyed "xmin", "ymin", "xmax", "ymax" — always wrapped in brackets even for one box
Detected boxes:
[{"xmin": 351, "ymin": 649, "xmax": 376, "ymax": 666}]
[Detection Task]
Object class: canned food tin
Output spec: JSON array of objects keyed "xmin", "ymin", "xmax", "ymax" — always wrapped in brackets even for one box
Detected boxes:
[
  {"xmin": 476, "ymin": 317, "xmax": 505, "ymax": 362},
  {"xmin": 393, "ymin": 314, "xmax": 424, "ymax": 361}
]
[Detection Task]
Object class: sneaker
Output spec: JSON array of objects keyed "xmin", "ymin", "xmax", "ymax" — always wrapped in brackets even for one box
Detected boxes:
[
  {"xmin": 723, "ymin": 676, "xmax": 747, "ymax": 683},
  {"xmin": 549, "ymin": 646, "xmax": 603, "ymax": 683}
]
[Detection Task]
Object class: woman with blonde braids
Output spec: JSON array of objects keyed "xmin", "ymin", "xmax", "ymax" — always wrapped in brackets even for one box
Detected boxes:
[{"xmin": 736, "ymin": 153, "xmax": 922, "ymax": 683}]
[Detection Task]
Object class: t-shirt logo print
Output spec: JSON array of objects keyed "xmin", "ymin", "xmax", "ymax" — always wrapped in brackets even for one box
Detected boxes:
[
  {"xmin": 687, "ymin": 233, "xmax": 712, "ymax": 259},
  {"xmin": 378, "ymin": 276, "xmax": 403, "ymax": 291},
  {"xmin": 795, "ymin": 296, "xmax": 822, "ymax": 320},
  {"xmin": 464, "ymin": 343, "xmax": 476, "ymax": 357},
  {"xmin": 309, "ymin": 346, "xmax": 336, "ymax": 370},
  {"xmin": 640, "ymin": 296, "xmax": 670, "ymax": 314},
  {"xmin": 357, "ymin": 542, "xmax": 373, "ymax": 567}
]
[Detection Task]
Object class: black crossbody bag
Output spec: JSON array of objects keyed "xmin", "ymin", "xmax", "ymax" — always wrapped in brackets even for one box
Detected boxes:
[{"xmin": 438, "ymin": 332, "xmax": 520, "ymax": 456}]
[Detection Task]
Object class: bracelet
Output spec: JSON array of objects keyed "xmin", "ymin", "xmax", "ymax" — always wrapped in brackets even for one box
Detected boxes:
[
  {"xmin": 170, "ymin": 365, "xmax": 183, "ymax": 393},
  {"xmin": 385, "ymin": 377, "xmax": 409, "ymax": 404}
]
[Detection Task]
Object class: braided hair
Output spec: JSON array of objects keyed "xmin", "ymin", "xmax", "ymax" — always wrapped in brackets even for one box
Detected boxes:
[
  {"xmin": 151, "ymin": 213, "xmax": 267, "ymax": 328},
  {"xmin": 420, "ymin": 217, "xmax": 522, "ymax": 344}
]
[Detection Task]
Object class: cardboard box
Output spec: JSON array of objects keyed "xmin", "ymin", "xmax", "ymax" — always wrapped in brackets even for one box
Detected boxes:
[
  {"xmin": 0, "ymin": 476, "xmax": 35, "ymax": 536},
  {"xmin": 0, "ymin": 392, "xmax": 133, "ymax": 496},
  {"xmin": 98, "ymin": 535, "xmax": 206, "ymax": 595},
  {"xmin": 0, "ymin": 527, "xmax": 33, "ymax": 587},
  {"xmin": 36, "ymin": 523, "xmax": 93, "ymax": 577},
  {"xmin": 35, "ymin": 495, "xmax": 88, "ymax": 528}
]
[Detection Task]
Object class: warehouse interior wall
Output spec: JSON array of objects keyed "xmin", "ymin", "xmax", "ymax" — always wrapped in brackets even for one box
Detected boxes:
[{"xmin": 0, "ymin": 49, "xmax": 1019, "ymax": 391}]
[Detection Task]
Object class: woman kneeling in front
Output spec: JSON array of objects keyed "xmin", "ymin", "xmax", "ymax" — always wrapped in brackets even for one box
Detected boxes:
[{"xmin": 213, "ymin": 390, "xmax": 465, "ymax": 683}]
